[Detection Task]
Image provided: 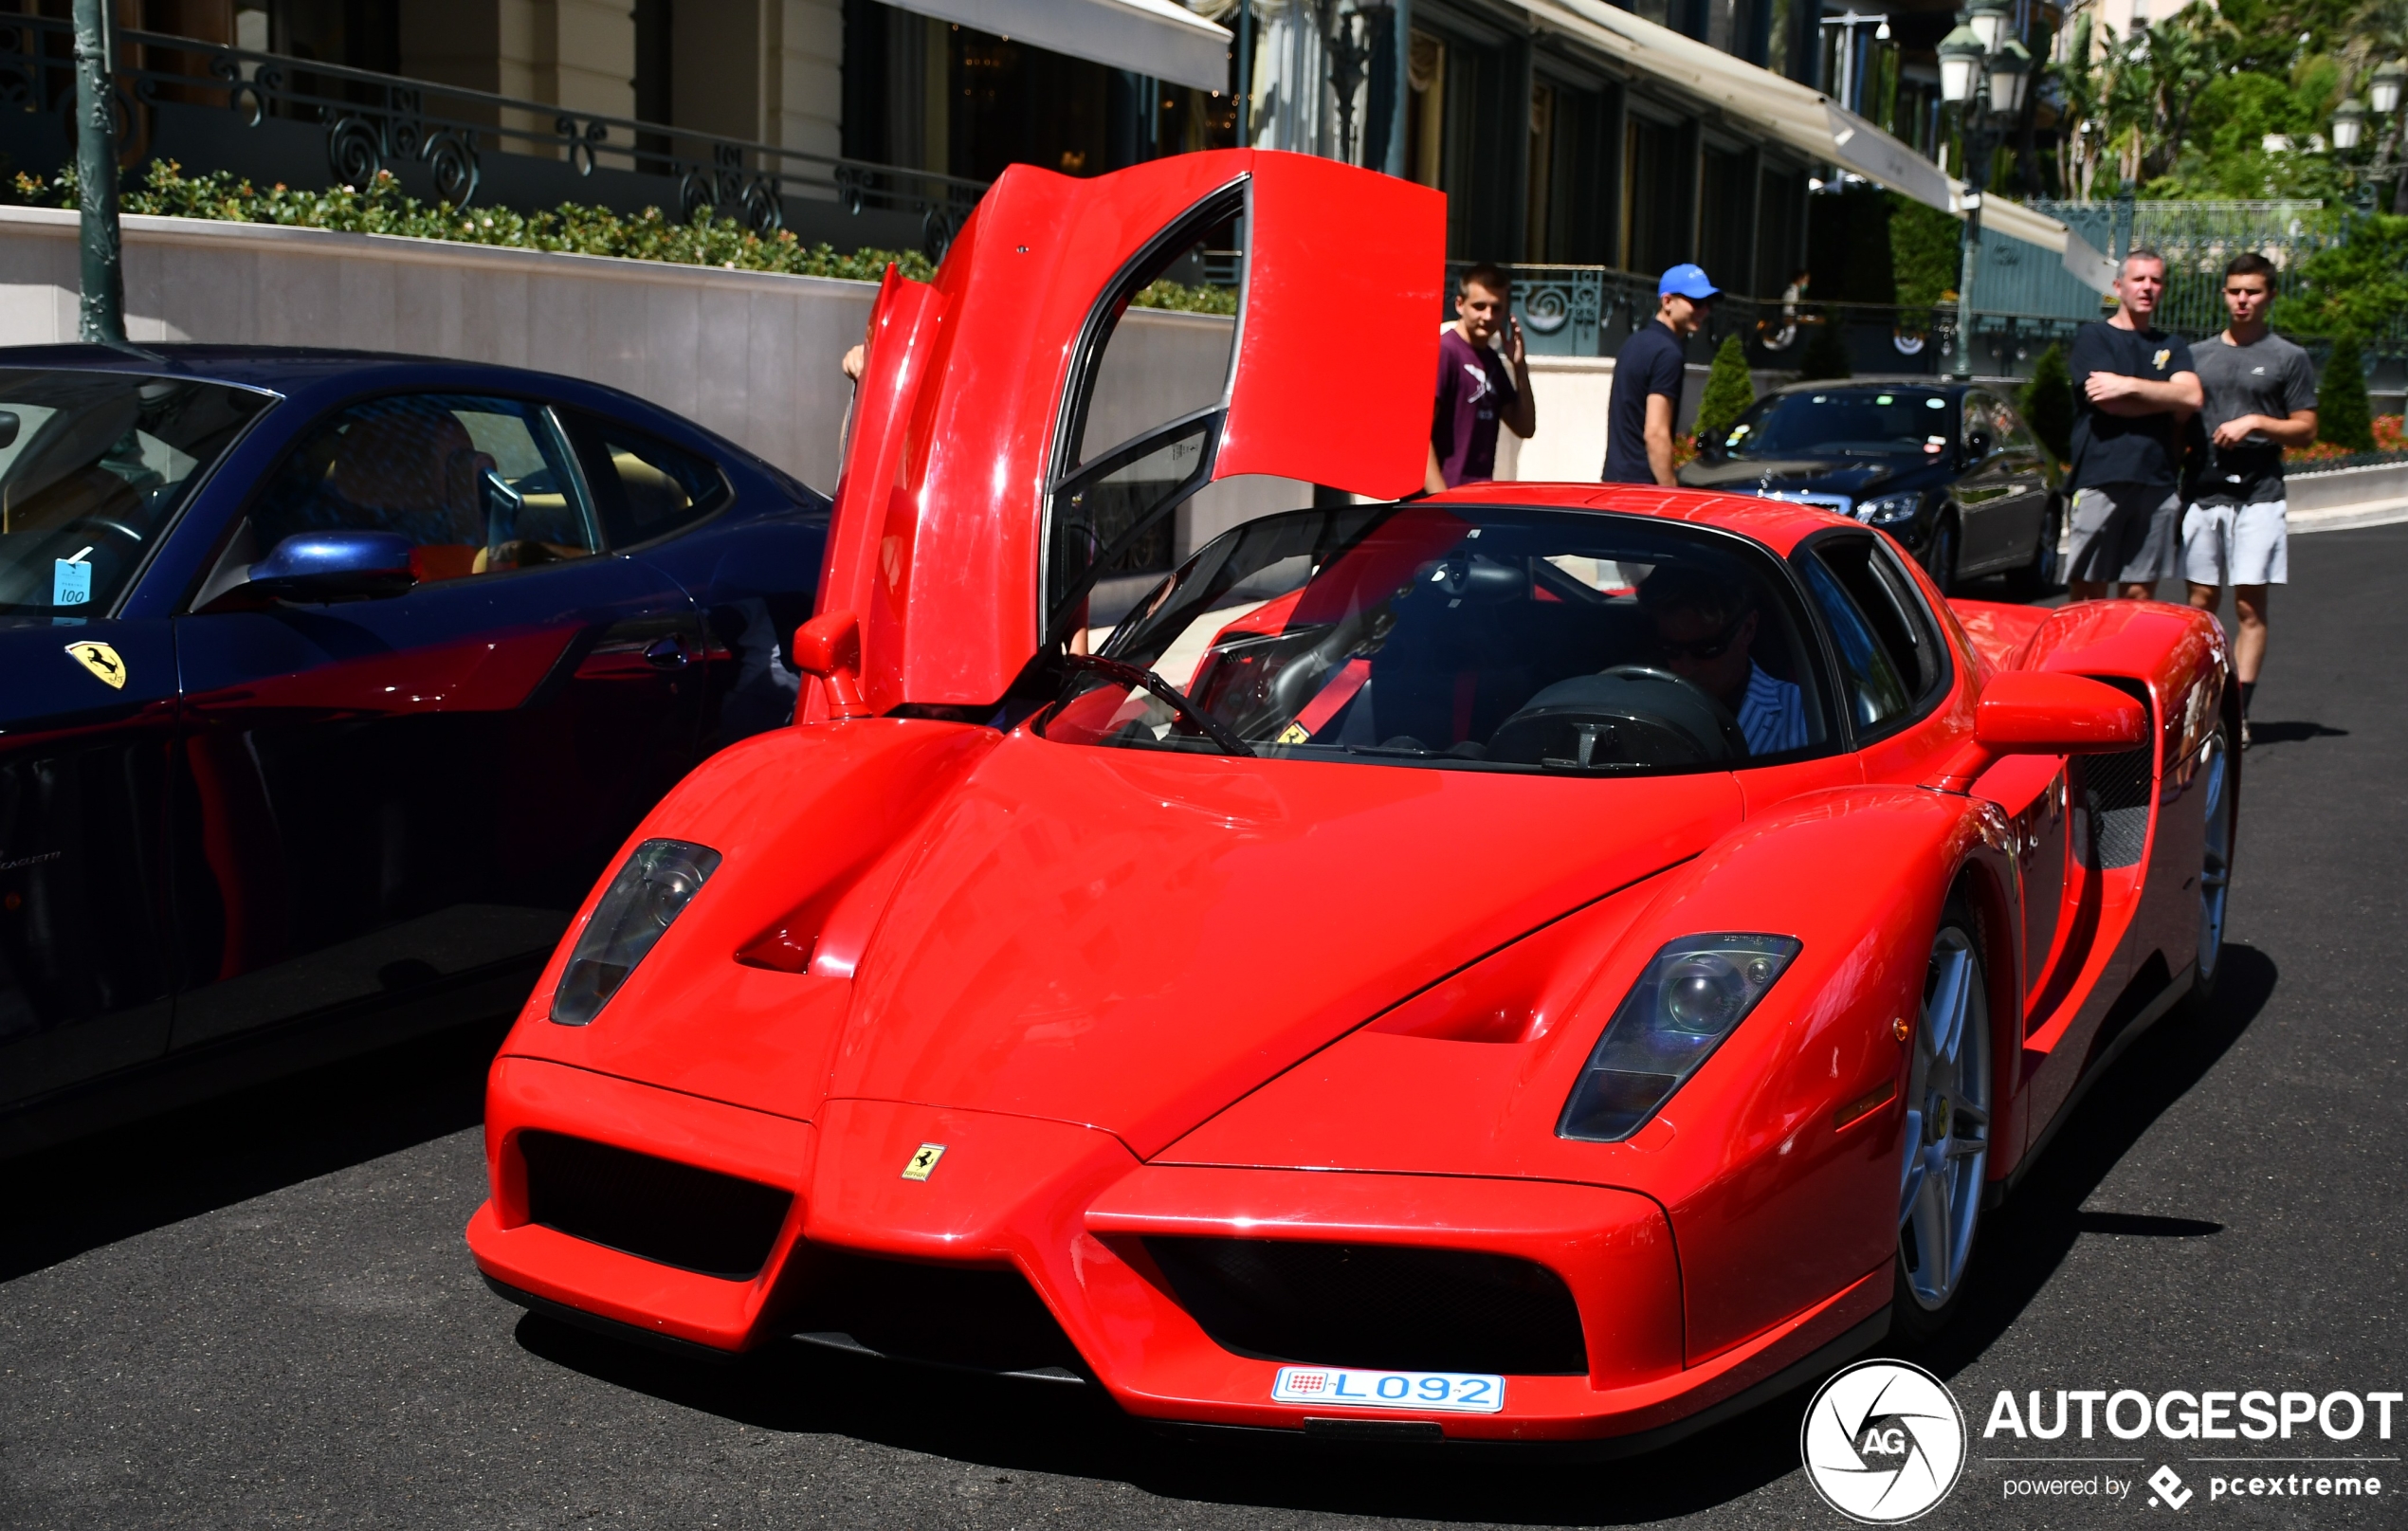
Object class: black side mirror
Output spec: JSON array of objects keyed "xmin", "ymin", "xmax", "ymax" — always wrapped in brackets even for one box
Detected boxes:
[
  {"xmin": 0, "ymin": 410, "xmax": 20, "ymax": 450},
  {"xmin": 243, "ymin": 531, "xmax": 416, "ymax": 603},
  {"xmin": 1964, "ymin": 428, "xmax": 1993, "ymax": 462}
]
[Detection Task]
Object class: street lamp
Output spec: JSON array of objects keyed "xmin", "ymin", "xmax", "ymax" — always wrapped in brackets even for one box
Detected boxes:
[
  {"xmin": 2372, "ymin": 58, "xmax": 2405, "ymax": 117},
  {"xmin": 1965, "ymin": 0, "xmax": 2011, "ymax": 52},
  {"xmin": 2332, "ymin": 98, "xmax": 2365, "ymax": 152},
  {"xmin": 1937, "ymin": 12, "xmax": 2031, "ymax": 379},
  {"xmin": 2330, "ymin": 60, "xmax": 2406, "ymax": 214},
  {"xmin": 1987, "ymin": 39, "xmax": 2033, "ymax": 117}
]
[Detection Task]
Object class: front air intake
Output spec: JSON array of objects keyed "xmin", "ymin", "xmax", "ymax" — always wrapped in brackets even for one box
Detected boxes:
[
  {"xmin": 1144, "ymin": 1238, "xmax": 1589, "ymax": 1376},
  {"xmin": 519, "ymin": 1131, "xmax": 792, "ymax": 1281},
  {"xmin": 786, "ymin": 1248, "xmax": 1088, "ymax": 1377}
]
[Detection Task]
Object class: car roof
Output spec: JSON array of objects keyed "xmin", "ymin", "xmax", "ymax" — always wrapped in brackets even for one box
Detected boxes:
[
  {"xmin": 1422, "ymin": 480, "xmax": 1852, "ymax": 556},
  {"xmin": 0, "ymin": 343, "xmax": 615, "ymax": 393},
  {"xmin": 1760, "ymin": 376, "xmax": 1974, "ymax": 397}
]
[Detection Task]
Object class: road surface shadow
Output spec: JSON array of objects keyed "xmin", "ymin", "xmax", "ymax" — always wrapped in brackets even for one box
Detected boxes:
[
  {"xmin": 2246, "ymin": 720, "xmax": 2347, "ymax": 746},
  {"xmin": 0, "ymin": 1015, "xmax": 508, "ymax": 1283},
  {"xmin": 1893, "ymin": 943, "xmax": 2276, "ymax": 1380},
  {"xmin": 515, "ymin": 1310, "xmax": 1815, "ymax": 1523}
]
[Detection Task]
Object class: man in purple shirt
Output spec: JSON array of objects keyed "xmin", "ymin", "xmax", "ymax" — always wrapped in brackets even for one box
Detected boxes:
[{"xmin": 1426, "ymin": 264, "xmax": 1536, "ymax": 490}]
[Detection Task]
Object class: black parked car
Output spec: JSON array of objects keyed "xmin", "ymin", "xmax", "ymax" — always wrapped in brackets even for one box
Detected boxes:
[{"xmin": 1680, "ymin": 378, "xmax": 2061, "ymax": 595}]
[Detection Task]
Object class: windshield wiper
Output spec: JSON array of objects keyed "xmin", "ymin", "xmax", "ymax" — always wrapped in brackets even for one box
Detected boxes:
[{"xmin": 1058, "ymin": 652, "xmax": 1256, "ymax": 758}]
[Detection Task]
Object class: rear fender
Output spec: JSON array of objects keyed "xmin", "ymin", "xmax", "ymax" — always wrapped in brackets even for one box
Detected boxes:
[{"xmin": 1610, "ymin": 785, "xmax": 2017, "ymax": 1364}]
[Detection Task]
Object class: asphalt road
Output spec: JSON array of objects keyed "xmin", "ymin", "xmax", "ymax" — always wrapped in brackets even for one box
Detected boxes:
[{"xmin": 4, "ymin": 524, "xmax": 2404, "ymax": 1531}]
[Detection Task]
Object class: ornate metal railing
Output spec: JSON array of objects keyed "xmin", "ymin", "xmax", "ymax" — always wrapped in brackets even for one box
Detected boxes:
[{"xmin": 0, "ymin": 13, "xmax": 988, "ymax": 251}]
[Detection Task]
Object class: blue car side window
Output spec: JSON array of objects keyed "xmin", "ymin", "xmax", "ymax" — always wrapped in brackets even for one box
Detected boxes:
[{"xmin": 247, "ymin": 393, "xmax": 596, "ymax": 584}]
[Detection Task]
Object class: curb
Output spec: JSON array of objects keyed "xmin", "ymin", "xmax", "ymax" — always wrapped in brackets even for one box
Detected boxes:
[{"xmin": 2291, "ymin": 501, "xmax": 2408, "ymax": 535}]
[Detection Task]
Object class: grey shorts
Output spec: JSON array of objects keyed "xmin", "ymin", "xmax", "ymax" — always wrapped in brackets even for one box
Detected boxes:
[{"xmin": 2069, "ymin": 485, "xmax": 2183, "ymax": 585}]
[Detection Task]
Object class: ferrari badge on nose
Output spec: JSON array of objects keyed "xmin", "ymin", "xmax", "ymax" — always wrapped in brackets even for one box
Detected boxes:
[
  {"xmin": 65, "ymin": 641, "xmax": 126, "ymax": 689},
  {"xmin": 901, "ymin": 1143, "xmax": 945, "ymax": 1181}
]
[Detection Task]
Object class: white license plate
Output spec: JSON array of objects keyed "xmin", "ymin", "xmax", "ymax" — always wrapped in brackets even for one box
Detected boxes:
[{"xmin": 1270, "ymin": 1364, "xmax": 1505, "ymax": 1413}]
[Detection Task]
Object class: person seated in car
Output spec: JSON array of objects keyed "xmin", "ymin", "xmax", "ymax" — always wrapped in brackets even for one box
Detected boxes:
[{"xmin": 1637, "ymin": 563, "xmax": 1810, "ymax": 756}]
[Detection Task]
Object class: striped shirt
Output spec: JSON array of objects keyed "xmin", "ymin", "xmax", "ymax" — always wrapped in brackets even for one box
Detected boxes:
[{"xmin": 1737, "ymin": 662, "xmax": 1811, "ymax": 756}]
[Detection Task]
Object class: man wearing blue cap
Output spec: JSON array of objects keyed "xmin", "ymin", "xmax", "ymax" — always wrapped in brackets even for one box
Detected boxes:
[{"xmin": 1605, "ymin": 264, "xmax": 1717, "ymax": 484}]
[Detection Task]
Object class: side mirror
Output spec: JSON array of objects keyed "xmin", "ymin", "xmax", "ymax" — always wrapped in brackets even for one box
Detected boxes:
[
  {"xmin": 1964, "ymin": 428, "xmax": 1993, "ymax": 462},
  {"xmin": 1927, "ymin": 670, "xmax": 2146, "ymax": 792},
  {"xmin": 244, "ymin": 531, "xmax": 417, "ymax": 603},
  {"xmin": 0, "ymin": 410, "xmax": 20, "ymax": 450},
  {"xmin": 793, "ymin": 609, "xmax": 870, "ymax": 720}
]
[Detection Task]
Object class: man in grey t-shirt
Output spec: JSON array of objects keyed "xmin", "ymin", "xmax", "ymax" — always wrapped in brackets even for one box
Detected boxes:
[{"xmin": 2183, "ymin": 251, "xmax": 2318, "ymax": 744}]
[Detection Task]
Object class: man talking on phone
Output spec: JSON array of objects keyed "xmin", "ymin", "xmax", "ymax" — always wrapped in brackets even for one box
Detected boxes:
[{"xmin": 1426, "ymin": 264, "xmax": 1536, "ymax": 491}]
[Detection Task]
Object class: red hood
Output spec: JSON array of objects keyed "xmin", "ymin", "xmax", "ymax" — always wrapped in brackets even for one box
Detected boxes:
[
  {"xmin": 823, "ymin": 735, "xmax": 1742, "ymax": 1156},
  {"xmin": 513, "ymin": 727, "xmax": 1742, "ymax": 1157}
]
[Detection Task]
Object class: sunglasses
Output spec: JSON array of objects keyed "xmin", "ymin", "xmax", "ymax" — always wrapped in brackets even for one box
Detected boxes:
[{"xmin": 1651, "ymin": 611, "xmax": 1750, "ymax": 662}]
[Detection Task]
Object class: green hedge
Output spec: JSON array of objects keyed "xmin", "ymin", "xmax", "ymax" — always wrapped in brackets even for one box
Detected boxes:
[{"xmin": 7, "ymin": 161, "xmax": 1238, "ymax": 315}]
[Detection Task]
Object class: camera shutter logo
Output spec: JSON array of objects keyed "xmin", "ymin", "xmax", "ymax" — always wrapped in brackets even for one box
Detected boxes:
[{"xmin": 1799, "ymin": 1359, "xmax": 1967, "ymax": 1522}]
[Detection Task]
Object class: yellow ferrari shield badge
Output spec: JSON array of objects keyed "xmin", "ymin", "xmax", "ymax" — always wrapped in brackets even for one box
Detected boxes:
[
  {"xmin": 64, "ymin": 641, "xmax": 126, "ymax": 689},
  {"xmin": 2153, "ymin": 348, "xmax": 2172, "ymax": 370},
  {"xmin": 901, "ymin": 1142, "xmax": 945, "ymax": 1181}
]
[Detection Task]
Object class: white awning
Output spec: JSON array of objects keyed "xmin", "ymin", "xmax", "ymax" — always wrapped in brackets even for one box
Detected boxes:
[
  {"xmin": 882, "ymin": 0, "xmax": 1231, "ymax": 94},
  {"xmin": 1517, "ymin": 0, "xmax": 2115, "ymax": 295}
]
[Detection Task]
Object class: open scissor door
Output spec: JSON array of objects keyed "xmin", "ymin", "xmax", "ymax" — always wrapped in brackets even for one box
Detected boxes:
[{"xmin": 816, "ymin": 149, "xmax": 1445, "ymax": 715}]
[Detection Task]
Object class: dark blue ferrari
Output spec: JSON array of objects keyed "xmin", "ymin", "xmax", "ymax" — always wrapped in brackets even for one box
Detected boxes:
[{"xmin": 0, "ymin": 346, "xmax": 828, "ymax": 1144}]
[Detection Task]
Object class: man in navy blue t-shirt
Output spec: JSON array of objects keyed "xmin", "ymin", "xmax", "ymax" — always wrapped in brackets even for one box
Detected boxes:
[{"xmin": 1604, "ymin": 264, "xmax": 1715, "ymax": 484}]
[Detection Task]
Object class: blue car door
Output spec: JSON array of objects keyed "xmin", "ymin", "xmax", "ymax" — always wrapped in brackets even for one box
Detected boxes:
[
  {"xmin": 0, "ymin": 369, "xmax": 267, "ymax": 1110},
  {"xmin": 168, "ymin": 390, "xmax": 705, "ymax": 1049}
]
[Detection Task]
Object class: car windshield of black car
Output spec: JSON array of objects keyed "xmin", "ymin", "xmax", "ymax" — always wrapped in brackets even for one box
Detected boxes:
[
  {"xmin": 1039, "ymin": 503, "xmax": 1834, "ymax": 775},
  {"xmin": 1723, "ymin": 388, "xmax": 1953, "ymax": 461}
]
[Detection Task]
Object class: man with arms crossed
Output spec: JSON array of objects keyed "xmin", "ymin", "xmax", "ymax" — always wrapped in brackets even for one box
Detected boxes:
[
  {"xmin": 1604, "ymin": 264, "xmax": 1717, "ymax": 485},
  {"xmin": 2065, "ymin": 249, "xmax": 2204, "ymax": 600},
  {"xmin": 2182, "ymin": 252, "xmax": 2316, "ymax": 747},
  {"xmin": 1427, "ymin": 264, "xmax": 1537, "ymax": 491}
]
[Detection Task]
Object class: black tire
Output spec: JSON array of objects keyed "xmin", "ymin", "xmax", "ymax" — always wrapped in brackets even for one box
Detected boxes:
[
  {"xmin": 2005, "ymin": 495, "xmax": 2063, "ymax": 600},
  {"xmin": 1891, "ymin": 892, "xmax": 1992, "ymax": 1345},
  {"xmin": 1918, "ymin": 512, "xmax": 1960, "ymax": 594}
]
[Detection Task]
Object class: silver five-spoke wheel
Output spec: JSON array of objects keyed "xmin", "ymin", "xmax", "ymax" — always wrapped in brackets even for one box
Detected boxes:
[
  {"xmin": 1898, "ymin": 921, "xmax": 1990, "ymax": 1324},
  {"xmin": 2197, "ymin": 726, "xmax": 2233, "ymax": 990}
]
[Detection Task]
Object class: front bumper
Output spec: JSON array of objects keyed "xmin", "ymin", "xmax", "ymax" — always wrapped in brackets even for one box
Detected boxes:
[{"xmin": 468, "ymin": 1057, "xmax": 1888, "ymax": 1444}]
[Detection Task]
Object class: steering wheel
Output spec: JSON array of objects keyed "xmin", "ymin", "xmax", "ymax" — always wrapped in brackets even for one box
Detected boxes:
[
  {"xmin": 1486, "ymin": 664, "xmax": 1747, "ymax": 769},
  {"xmin": 51, "ymin": 514, "xmax": 147, "ymax": 554}
]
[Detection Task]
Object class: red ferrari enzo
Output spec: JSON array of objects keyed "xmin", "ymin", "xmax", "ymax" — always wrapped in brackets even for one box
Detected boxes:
[{"xmin": 465, "ymin": 151, "xmax": 2236, "ymax": 1449}]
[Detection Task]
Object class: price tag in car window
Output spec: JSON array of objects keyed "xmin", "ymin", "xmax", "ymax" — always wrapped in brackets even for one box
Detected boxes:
[
  {"xmin": 52, "ymin": 554, "xmax": 91, "ymax": 607},
  {"xmin": 1271, "ymin": 1365, "xmax": 1504, "ymax": 1413}
]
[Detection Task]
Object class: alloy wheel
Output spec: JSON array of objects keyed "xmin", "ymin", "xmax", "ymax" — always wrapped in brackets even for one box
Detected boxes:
[
  {"xmin": 1899, "ymin": 925, "xmax": 1990, "ymax": 1313},
  {"xmin": 2197, "ymin": 726, "xmax": 2233, "ymax": 987}
]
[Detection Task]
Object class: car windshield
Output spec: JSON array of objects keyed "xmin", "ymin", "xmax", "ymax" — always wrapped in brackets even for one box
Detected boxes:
[
  {"xmin": 1722, "ymin": 388, "xmax": 1954, "ymax": 460},
  {"xmin": 0, "ymin": 369, "xmax": 271, "ymax": 615},
  {"xmin": 1038, "ymin": 502, "xmax": 1833, "ymax": 773}
]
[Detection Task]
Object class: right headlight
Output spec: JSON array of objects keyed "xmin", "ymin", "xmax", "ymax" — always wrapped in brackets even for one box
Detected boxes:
[
  {"xmin": 550, "ymin": 838, "xmax": 721, "ymax": 1026},
  {"xmin": 1857, "ymin": 492, "xmax": 1922, "ymax": 526},
  {"xmin": 1557, "ymin": 933, "xmax": 1803, "ymax": 1141}
]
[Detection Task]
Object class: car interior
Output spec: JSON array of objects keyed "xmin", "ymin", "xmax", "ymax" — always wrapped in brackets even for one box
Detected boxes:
[{"xmin": 1050, "ymin": 504, "xmax": 1838, "ymax": 774}]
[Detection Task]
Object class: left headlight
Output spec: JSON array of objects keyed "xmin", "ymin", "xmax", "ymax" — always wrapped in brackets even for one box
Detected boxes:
[
  {"xmin": 1857, "ymin": 492, "xmax": 1921, "ymax": 526},
  {"xmin": 1557, "ymin": 934, "xmax": 1803, "ymax": 1142},
  {"xmin": 550, "ymin": 838, "xmax": 722, "ymax": 1026}
]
